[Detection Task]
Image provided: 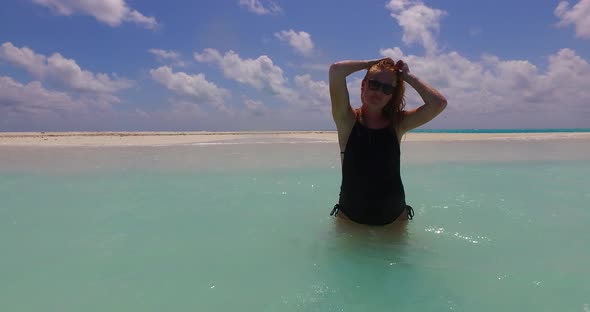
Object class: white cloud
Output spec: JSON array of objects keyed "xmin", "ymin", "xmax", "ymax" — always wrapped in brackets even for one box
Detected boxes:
[
  {"xmin": 149, "ymin": 49, "xmax": 180, "ymax": 60},
  {"xmin": 0, "ymin": 76, "xmax": 81, "ymax": 114},
  {"xmin": 126, "ymin": 9, "xmax": 158, "ymax": 29},
  {"xmin": 195, "ymin": 49, "xmax": 333, "ymax": 113},
  {"xmin": 194, "ymin": 48, "xmax": 290, "ymax": 96},
  {"xmin": 275, "ymin": 30, "xmax": 314, "ymax": 56},
  {"xmin": 379, "ymin": 1, "xmax": 588, "ymax": 125},
  {"xmin": 45, "ymin": 53, "xmax": 133, "ymax": 93},
  {"xmin": 31, "ymin": 0, "xmax": 158, "ymax": 29},
  {"xmin": 292, "ymin": 74, "xmax": 330, "ymax": 112},
  {"xmin": 386, "ymin": 0, "xmax": 446, "ymax": 55},
  {"xmin": 346, "ymin": 77, "xmax": 364, "ymax": 108},
  {"xmin": 244, "ymin": 99, "xmax": 266, "ymax": 116},
  {"xmin": 0, "ymin": 42, "xmax": 45, "ymax": 77},
  {"xmin": 0, "ymin": 42, "xmax": 133, "ymax": 94},
  {"xmin": 379, "ymin": 47, "xmax": 405, "ymax": 61},
  {"xmin": 378, "ymin": 47, "xmax": 590, "ymax": 114},
  {"xmin": 149, "ymin": 66, "xmax": 230, "ymax": 112},
  {"xmin": 148, "ymin": 49, "xmax": 186, "ymax": 67},
  {"xmin": 555, "ymin": 0, "xmax": 590, "ymax": 39},
  {"xmin": 238, "ymin": 0, "xmax": 282, "ymax": 15},
  {"xmin": 0, "ymin": 75, "xmax": 127, "ymax": 130}
]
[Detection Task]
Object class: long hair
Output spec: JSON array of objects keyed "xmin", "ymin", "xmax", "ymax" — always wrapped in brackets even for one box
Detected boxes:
[{"xmin": 361, "ymin": 58, "xmax": 406, "ymax": 130}]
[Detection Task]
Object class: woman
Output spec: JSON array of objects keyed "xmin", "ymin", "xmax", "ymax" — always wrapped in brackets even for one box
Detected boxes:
[{"xmin": 329, "ymin": 57, "xmax": 447, "ymax": 226}]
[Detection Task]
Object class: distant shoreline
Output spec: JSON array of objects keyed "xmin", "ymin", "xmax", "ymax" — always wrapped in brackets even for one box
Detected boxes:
[
  {"xmin": 2, "ymin": 131, "xmax": 590, "ymax": 147},
  {"xmin": 1, "ymin": 128, "xmax": 589, "ymax": 137}
]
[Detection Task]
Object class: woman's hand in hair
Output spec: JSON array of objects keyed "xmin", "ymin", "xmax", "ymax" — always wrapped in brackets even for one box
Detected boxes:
[{"xmin": 395, "ymin": 60, "xmax": 410, "ymax": 80}]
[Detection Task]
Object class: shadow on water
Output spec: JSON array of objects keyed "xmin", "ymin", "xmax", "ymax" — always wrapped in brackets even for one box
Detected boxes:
[
  {"xmin": 331, "ymin": 215, "xmax": 411, "ymax": 247},
  {"xmin": 326, "ymin": 214, "xmax": 415, "ymax": 281}
]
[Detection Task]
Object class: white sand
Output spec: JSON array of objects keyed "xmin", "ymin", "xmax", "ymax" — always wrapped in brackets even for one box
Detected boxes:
[{"xmin": 1, "ymin": 131, "xmax": 590, "ymax": 146}]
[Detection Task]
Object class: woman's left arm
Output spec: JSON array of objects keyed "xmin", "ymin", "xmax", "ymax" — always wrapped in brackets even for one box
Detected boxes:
[{"xmin": 397, "ymin": 61, "xmax": 447, "ymax": 133}]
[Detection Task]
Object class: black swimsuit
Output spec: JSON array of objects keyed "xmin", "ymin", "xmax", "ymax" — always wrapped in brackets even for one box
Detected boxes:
[{"xmin": 331, "ymin": 119, "xmax": 414, "ymax": 225}]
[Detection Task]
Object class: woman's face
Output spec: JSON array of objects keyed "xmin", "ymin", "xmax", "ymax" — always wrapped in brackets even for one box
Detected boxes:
[{"xmin": 361, "ymin": 70, "xmax": 398, "ymax": 110}]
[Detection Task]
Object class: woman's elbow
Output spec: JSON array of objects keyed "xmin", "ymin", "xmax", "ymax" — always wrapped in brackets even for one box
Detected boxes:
[
  {"xmin": 434, "ymin": 97, "xmax": 447, "ymax": 114},
  {"xmin": 440, "ymin": 98, "xmax": 448, "ymax": 109},
  {"xmin": 329, "ymin": 62, "xmax": 344, "ymax": 75}
]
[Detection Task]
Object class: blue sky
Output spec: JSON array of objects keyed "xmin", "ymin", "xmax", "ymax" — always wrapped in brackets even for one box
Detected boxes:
[{"xmin": 1, "ymin": 0, "xmax": 589, "ymax": 131}]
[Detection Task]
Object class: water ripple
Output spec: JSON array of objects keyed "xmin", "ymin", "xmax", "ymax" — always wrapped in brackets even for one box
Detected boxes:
[{"xmin": 424, "ymin": 226, "xmax": 492, "ymax": 244}]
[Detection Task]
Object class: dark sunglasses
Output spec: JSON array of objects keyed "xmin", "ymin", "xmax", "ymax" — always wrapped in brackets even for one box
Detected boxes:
[{"xmin": 367, "ymin": 79, "xmax": 396, "ymax": 95}]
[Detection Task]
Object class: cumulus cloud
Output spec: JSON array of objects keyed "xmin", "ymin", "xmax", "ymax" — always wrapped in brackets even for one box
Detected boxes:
[
  {"xmin": 148, "ymin": 49, "xmax": 180, "ymax": 60},
  {"xmin": 0, "ymin": 76, "xmax": 81, "ymax": 115},
  {"xmin": 386, "ymin": 0, "xmax": 446, "ymax": 55},
  {"xmin": 194, "ymin": 48, "xmax": 290, "ymax": 96},
  {"xmin": 45, "ymin": 53, "xmax": 133, "ymax": 93},
  {"xmin": 0, "ymin": 42, "xmax": 133, "ymax": 94},
  {"xmin": 0, "ymin": 42, "xmax": 45, "ymax": 77},
  {"xmin": 275, "ymin": 30, "xmax": 315, "ymax": 56},
  {"xmin": 149, "ymin": 66, "xmax": 230, "ymax": 112},
  {"xmin": 238, "ymin": 0, "xmax": 282, "ymax": 15},
  {"xmin": 194, "ymin": 48, "xmax": 334, "ymax": 114},
  {"xmin": 148, "ymin": 49, "xmax": 186, "ymax": 67},
  {"xmin": 31, "ymin": 0, "xmax": 158, "ymax": 29},
  {"xmin": 379, "ymin": 47, "xmax": 590, "ymax": 114},
  {"xmin": 555, "ymin": 0, "xmax": 590, "ymax": 39},
  {"xmin": 376, "ymin": 1, "xmax": 590, "ymax": 128},
  {"xmin": 244, "ymin": 99, "xmax": 266, "ymax": 116},
  {"xmin": 291, "ymin": 74, "xmax": 330, "ymax": 112},
  {"xmin": 0, "ymin": 74, "xmax": 126, "ymax": 131}
]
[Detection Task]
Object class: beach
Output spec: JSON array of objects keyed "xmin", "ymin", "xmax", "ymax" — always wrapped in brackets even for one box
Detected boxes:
[
  {"xmin": 2, "ymin": 131, "xmax": 590, "ymax": 146},
  {"xmin": 1, "ymin": 130, "xmax": 590, "ymax": 174}
]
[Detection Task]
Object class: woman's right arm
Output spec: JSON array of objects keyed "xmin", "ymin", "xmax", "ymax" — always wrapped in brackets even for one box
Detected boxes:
[{"xmin": 328, "ymin": 60, "xmax": 378, "ymax": 123}]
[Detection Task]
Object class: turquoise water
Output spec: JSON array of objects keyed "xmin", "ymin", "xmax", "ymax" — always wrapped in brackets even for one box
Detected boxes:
[{"xmin": 1, "ymin": 141, "xmax": 589, "ymax": 311}]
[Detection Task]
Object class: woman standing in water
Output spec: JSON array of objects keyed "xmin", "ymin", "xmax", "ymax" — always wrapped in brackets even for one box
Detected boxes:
[{"xmin": 329, "ymin": 57, "xmax": 447, "ymax": 226}]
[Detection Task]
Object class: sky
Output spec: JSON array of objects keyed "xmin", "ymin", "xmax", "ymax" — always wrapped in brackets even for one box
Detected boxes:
[{"xmin": 1, "ymin": 0, "xmax": 589, "ymax": 131}]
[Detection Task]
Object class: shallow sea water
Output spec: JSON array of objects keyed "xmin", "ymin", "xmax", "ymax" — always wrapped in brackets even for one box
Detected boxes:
[{"xmin": 1, "ymin": 138, "xmax": 589, "ymax": 311}]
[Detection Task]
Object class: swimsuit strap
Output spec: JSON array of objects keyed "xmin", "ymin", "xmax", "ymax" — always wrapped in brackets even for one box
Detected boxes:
[
  {"xmin": 330, "ymin": 204, "xmax": 340, "ymax": 216},
  {"xmin": 406, "ymin": 205, "xmax": 414, "ymax": 220}
]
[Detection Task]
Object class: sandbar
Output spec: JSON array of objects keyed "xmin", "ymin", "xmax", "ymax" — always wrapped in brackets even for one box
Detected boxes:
[{"xmin": 1, "ymin": 131, "xmax": 589, "ymax": 146}]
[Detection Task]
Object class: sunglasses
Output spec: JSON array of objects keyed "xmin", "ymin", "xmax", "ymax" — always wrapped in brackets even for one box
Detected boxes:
[{"xmin": 367, "ymin": 79, "xmax": 396, "ymax": 95}]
